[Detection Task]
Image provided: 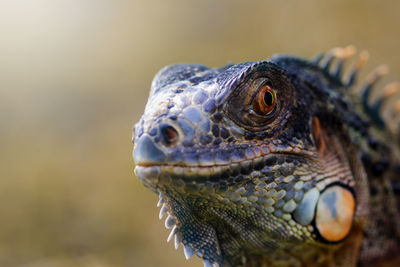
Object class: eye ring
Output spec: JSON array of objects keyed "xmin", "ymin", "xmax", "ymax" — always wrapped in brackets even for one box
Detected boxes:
[{"xmin": 252, "ymin": 85, "xmax": 276, "ymax": 115}]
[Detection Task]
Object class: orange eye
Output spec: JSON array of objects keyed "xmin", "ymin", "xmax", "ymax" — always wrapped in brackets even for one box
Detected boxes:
[{"xmin": 253, "ymin": 85, "xmax": 276, "ymax": 115}]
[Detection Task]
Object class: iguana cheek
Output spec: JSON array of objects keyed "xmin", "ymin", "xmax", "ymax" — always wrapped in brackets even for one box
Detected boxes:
[
  {"xmin": 315, "ymin": 185, "xmax": 355, "ymax": 242},
  {"xmin": 293, "ymin": 188, "xmax": 320, "ymax": 225}
]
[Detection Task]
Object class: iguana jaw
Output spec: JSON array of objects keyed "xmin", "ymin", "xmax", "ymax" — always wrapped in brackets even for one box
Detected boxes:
[
  {"xmin": 134, "ymin": 151, "xmax": 312, "ymax": 193},
  {"xmin": 135, "ymin": 152, "xmax": 318, "ymax": 267},
  {"xmin": 134, "ymin": 139, "xmax": 361, "ymax": 266}
]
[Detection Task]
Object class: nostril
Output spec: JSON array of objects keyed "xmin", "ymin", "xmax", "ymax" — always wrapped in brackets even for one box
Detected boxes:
[{"xmin": 160, "ymin": 123, "xmax": 179, "ymax": 145}]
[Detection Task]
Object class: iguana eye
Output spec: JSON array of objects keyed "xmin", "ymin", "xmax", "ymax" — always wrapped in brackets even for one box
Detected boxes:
[{"xmin": 252, "ymin": 85, "xmax": 276, "ymax": 115}]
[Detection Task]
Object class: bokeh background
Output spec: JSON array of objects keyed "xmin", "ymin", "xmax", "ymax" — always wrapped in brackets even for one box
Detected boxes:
[{"xmin": 1, "ymin": 0, "xmax": 399, "ymax": 266}]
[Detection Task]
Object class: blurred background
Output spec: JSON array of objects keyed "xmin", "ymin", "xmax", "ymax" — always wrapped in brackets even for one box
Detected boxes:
[{"xmin": 0, "ymin": 0, "xmax": 399, "ymax": 266}]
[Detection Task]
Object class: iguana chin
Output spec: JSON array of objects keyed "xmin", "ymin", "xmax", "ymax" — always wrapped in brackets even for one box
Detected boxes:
[{"xmin": 132, "ymin": 46, "xmax": 400, "ymax": 266}]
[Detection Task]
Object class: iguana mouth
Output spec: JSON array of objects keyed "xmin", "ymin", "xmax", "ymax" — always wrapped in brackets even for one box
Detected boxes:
[
  {"xmin": 135, "ymin": 152, "xmax": 312, "ymax": 194},
  {"xmin": 135, "ymin": 149, "xmax": 312, "ymax": 168}
]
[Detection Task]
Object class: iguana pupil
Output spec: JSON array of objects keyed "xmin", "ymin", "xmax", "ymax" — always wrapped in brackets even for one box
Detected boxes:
[{"xmin": 263, "ymin": 90, "xmax": 274, "ymax": 106}]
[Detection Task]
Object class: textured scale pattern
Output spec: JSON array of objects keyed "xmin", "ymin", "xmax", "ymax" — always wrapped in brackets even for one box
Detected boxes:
[{"xmin": 132, "ymin": 46, "xmax": 400, "ymax": 266}]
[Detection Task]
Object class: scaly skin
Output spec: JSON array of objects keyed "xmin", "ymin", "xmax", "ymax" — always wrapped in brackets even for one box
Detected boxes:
[{"xmin": 132, "ymin": 48, "xmax": 400, "ymax": 266}]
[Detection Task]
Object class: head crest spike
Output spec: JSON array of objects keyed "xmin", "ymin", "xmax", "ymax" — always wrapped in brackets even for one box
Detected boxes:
[
  {"xmin": 359, "ymin": 65, "xmax": 390, "ymax": 128},
  {"xmin": 360, "ymin": 64, "xmax": 389, "ymax": 94},
  {"xmin": 330, "ymin": 45, "xmax": 357, "ymax": 79},
  {"xmin": 331, "ymin": 60, "xmax": 344, "ymax": 79},
  {"xmin": 387, "ymin": 88, "xmax": 400, "ymax": 119},
  {"xmin": 360, "ymin": 65, "xmax": 389, "ymax": 100},
  {"xmin": 345, "ymin": 50, "xmax": 370, "ymax": 88},
  {"xmin": 355, "ymin": 51, "xmax": 370, "ymax": 70},
  {"xmin": 390, "ymin": 98, "xmax": 400, "ymax": 130},
  {"xmin": 393, "ymin": 95, "xmax": 400, "ymax": 115},
  {"xmin": 372, "ymin": 82, "xmax": 400, "ymax": 126},
  {"xmin": 380, "ymin": 82, "xmax": 400, "ymax": 101},
  {"xmin": 311, "ymin": 52, "xmax": 325, "ymax": 65},
  {"xmin": 319, "ymin": 47, "xmax": 342, "ymax": 71},
  {"xmin": 375, "ymin": 83, "xmax": 400, "ymax": 133},
  {"xmin": 343, "ymin": 45, "xmax": 357, "ymax": 57}
]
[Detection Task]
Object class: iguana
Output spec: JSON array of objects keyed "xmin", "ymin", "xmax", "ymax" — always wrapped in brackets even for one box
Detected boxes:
[{"xmin": 132, "ymin": 46, "xmax": 400, "ymax": 266}]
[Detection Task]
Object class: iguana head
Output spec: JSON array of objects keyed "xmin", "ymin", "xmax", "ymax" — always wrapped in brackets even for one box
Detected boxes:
[{"xmin": 133, "ymin": 57, "xmax": 369, "ymax": 266}]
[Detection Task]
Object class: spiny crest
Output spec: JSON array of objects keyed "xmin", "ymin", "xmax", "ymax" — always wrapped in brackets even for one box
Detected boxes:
[
  {"xmin": 313, "ymin": 46, "xmax": 400, "ymax": 134},
  {"xmin": 157, "ymin": 192, "xmax": 221, "ymax": 267}
]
